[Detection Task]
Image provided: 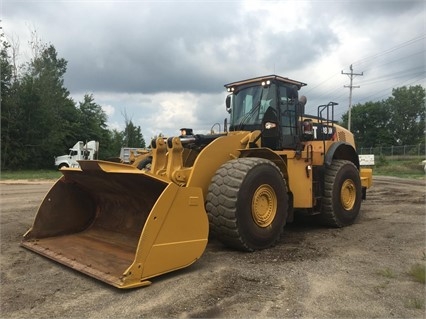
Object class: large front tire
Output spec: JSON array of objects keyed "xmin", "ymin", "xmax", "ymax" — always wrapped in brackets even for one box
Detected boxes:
[
  {"xmin": 319, "ymin": 159, "xmax": 362, "ymax": 227},
  {"xmin": 206, "ymin": 157, "xmax": 288, "ymax": 251}
]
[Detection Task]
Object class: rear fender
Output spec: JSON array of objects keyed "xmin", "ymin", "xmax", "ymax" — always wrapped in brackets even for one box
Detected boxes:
[{"xmin": 325, "ymin": 142, "xmax": 360, "ymax": 169}]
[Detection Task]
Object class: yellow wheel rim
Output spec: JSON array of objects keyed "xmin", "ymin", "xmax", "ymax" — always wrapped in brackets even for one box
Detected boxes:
[
  {"xmin": 340, "ymin": 179, "xmax": 356, "ymax": 210},
  {"xmin": 251, "ymin": 184, "xmax": 277, "ymax": 227}
]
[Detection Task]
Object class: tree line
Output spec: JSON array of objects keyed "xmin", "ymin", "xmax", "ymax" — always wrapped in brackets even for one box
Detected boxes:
[
  {"xmin": 1, "ymin": 35, "xmax": 146, "ymax": 170},
  {"xmin": 341, "ymin": 85, "xmax": 425, "ymax": 150},
  {"xmin": 1, "ymin": 32, "xmax": 424, "ymax": 170}
]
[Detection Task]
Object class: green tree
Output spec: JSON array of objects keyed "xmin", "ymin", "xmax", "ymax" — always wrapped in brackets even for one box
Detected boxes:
[
  {"xmin": 21, "ymin": 44, "xmax": 77, "ymax": 168},
  {"xmin": 120, "ymin": 110, "xmax": 146, "ymax": 148},
  {"xmin": 77, "ymin": 94, "xmax": 108, "ymax": 140},
  {"xmin": 123, "ymin": 120, "xmax": 146, "ymax": 148},
  {"xmin": 76, "ymin": 94, "xmax": 123, "ymax": 160},
  {"xmin": 1, "ymin": 38, "xmax": 79, "ymax": 169},
  {"xmin": 1, "ymin": 30, "xmax": 152, "ymax": 169},
  {"xmin": 387, "ymin": 85, "xmax": 425, "ymax": 145},
  {"xmin": 104, "ymin": 129, "xmax": 125, "ymax": 159},
  {"xmin": 341, "ymin": 85, "xmax": 425, "ymax": 148},
  {"xmin": 0, "ymin": 35, "xmax": 24, "ymax": 169},
  {"xmin": 341, "ymin": 101, "xmax": 393, "ymax": 148},
  {"xmin": 0, "ymin": 35, "xmax": 12, "ymax": 94}
]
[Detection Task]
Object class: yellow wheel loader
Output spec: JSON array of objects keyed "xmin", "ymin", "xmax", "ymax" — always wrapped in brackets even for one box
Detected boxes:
[{"xmin": 22, "ymin": 75, "xmax": 372, "ymax": 289}]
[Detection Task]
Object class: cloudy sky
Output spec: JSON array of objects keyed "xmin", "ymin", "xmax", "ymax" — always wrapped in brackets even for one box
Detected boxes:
[{"xmin": 2, "ymin": 0, "xmax": 425, "ymax": 139}]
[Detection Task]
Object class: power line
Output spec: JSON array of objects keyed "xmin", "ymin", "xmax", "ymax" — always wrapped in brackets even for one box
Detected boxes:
[
  {"xmin": 355, "ymin": 73, "xmax": 425, "ymax": 104},
  {"xmin": 306, "ymin": 35, "xmax": 425, "ymax": 103},
  {"xmin": 359, "ymin": 67, "xmax": 424, "ymax": 86},
  {"xmin": 303, "ymin": 35, "xmax": 425, "ymax": 121},
  {"xmin": 342, "ymin": 64, "xmax": 363, "ymax": 131},
  {"xmin": 364, "ymin": 49, "xmax": 425, "ymax": 71},
  {"xmin": 304, "ymin": 72, "xmax": 340, "ymax": 95},
  {"xmin": 352, "ymin": 34, "xmax": 425, "ymax": 68}
]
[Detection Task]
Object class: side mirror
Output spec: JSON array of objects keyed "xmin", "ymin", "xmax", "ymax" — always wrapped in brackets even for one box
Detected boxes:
[
  {"xmin": 225, "ymin": 95, "xmax": 231, "ymax": 114},
  {"xmin": 298, "ymin": 95, "xmax": 307, "ymax": 116}
]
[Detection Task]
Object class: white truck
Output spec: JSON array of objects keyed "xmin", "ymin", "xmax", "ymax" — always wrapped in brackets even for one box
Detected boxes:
[
  {"xmin": 119, "ymin": 147, "xmax": 141, "ymax": 164},
  {"xmin": 119, "ymin": 147, "xmax": 150, "ymax": 164},
  {"xmin": 54, "ymin": 140, "xmax": 99, "ymax": 169}
]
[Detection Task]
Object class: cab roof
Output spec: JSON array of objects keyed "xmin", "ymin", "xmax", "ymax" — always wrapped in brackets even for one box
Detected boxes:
[{"xmin": 224, "ymin": 74, "xmax": 307, "ymax": 90}]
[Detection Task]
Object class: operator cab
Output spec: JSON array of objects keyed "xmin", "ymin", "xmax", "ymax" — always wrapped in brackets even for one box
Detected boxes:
[{"xmin": 225, "ymin": 75, "xmax": 307, "ymax": 150}]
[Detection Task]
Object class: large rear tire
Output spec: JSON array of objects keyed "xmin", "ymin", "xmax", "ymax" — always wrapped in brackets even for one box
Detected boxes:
[
  {"xmin": 319, "ymin": 159, "xmax": 362, "ymax": 227},
  {"xmin": 206, "ymin": 157, "xmax": 288, "ymax": 251}
]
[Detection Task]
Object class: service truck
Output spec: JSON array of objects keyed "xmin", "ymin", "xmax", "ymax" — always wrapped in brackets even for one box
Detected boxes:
[{"xmin": 54, "ymin": 140, "xmax": 99, "ymax": 169}]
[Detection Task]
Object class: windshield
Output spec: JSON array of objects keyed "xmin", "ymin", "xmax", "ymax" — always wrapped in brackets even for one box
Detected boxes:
[{"xmin": 230, "ymin": 83, "xmax": 277, "ymax": 130}]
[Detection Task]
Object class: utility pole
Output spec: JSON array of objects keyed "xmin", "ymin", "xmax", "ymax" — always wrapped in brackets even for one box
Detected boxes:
[{"xmin": 341, "ymin": 64, "xmax": 363, "ymax": 131}]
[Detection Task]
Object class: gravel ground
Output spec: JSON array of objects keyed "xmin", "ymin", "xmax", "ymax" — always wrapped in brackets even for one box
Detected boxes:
[{"xmin": 1, "ymin": 176, "xmax": 425, "ymax": 318}]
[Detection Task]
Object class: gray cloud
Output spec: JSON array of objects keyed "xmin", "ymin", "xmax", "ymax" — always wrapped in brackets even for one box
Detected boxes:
[
  {"xmin": 3, "ymin": 0, "xmax": 424, "ymax": 134},
  {"xmin": 310, "ymin": 0, "xmax": 424, "ymax": 21},
  {"xmin": 6, "ymin": 1, "xmax": 343, "ymax": 95},
  {"xmin": 60, "ymin": 2, "xmax": 242, "ymax": 94}
]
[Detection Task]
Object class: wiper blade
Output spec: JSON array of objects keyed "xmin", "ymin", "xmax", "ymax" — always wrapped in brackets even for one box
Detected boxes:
[{"xmin": 238, "ymin": 100, "xmax": 261, "ymax": 131}]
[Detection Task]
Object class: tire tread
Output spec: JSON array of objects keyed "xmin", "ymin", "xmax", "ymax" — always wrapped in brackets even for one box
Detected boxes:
[
  {"xmin": 319, "ymin": 159, "xmax": 361, "ymax": 227},
  {"xmin": 206, "ymin": 157, "xmax": 286, "ymax": 251}
]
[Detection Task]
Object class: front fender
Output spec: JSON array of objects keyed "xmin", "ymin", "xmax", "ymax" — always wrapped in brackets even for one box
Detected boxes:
[{"xmin": 239, "ymin": 148, "xmax": 288, "ymax": 180}]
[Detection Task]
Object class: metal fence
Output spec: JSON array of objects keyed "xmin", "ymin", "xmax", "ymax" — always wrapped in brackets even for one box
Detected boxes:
[{"xmin": 358, "ymin": 143, "xmax": 425, "ymax": 158}]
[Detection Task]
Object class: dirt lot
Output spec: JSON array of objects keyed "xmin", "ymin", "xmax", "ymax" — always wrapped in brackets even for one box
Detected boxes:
[{"xmin": 1, "ymin": 176, "xmax": 425, "ymax": 318}]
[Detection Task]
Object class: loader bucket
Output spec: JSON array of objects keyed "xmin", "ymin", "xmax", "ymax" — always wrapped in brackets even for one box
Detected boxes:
[{"xmin": 21, "ymin": 160, "xmax": 209, "ymax": 289}]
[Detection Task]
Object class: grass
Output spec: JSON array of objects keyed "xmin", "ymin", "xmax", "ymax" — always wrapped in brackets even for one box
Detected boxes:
[
  {"xmin": 373, "ymin": 157, "xmax": 425, "ymax": 179},
  {"xmin": 0, "ymin": 169, "xmax": 61, "ymax": 180},
  {"xmin": 376, "ymin": 263, "xmax": 425, "ymax": 310},
  {"xmin": 405, "ymin": 298, "xmax": 424, "ymax": 310},
  {"xmin": 1, "ymin": 157, "xmax": 425, "ymax": 180},
  {"xmin": 376, "ymin": 263, "xmax": 426, "ymax": 283},
  {"xmin": 408, "ymin": 263, "xmax": 426, "ymax": 284},
  {"xmin": 376, "ymin": 268, "xmax": 396, "ymax": 279}
]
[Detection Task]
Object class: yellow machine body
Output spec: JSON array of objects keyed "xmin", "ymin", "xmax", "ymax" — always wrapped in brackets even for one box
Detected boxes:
[{"xmin": 22, "ymin": 75, "xmax": 372, "ymax": 289}]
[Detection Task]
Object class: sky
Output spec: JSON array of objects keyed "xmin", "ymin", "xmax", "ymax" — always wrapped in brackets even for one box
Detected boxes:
[{"xmin": 2, "ymin": 0, "xmax": 425, "ymax": 140}]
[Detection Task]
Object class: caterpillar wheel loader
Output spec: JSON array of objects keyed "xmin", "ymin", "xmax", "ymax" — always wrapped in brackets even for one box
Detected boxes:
[{"xmin": 21, "ymin": 75, "xmax": 372, "ymax": 289}]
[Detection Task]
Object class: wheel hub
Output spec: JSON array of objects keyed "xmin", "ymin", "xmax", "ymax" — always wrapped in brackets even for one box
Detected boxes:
[
  {"xmin": 251, "ymin": 184, "xmax": 277, "ymax": 227},
  {"xmin": 340, "ymin": 179, "xmax": 356, "ymax": 210}
]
